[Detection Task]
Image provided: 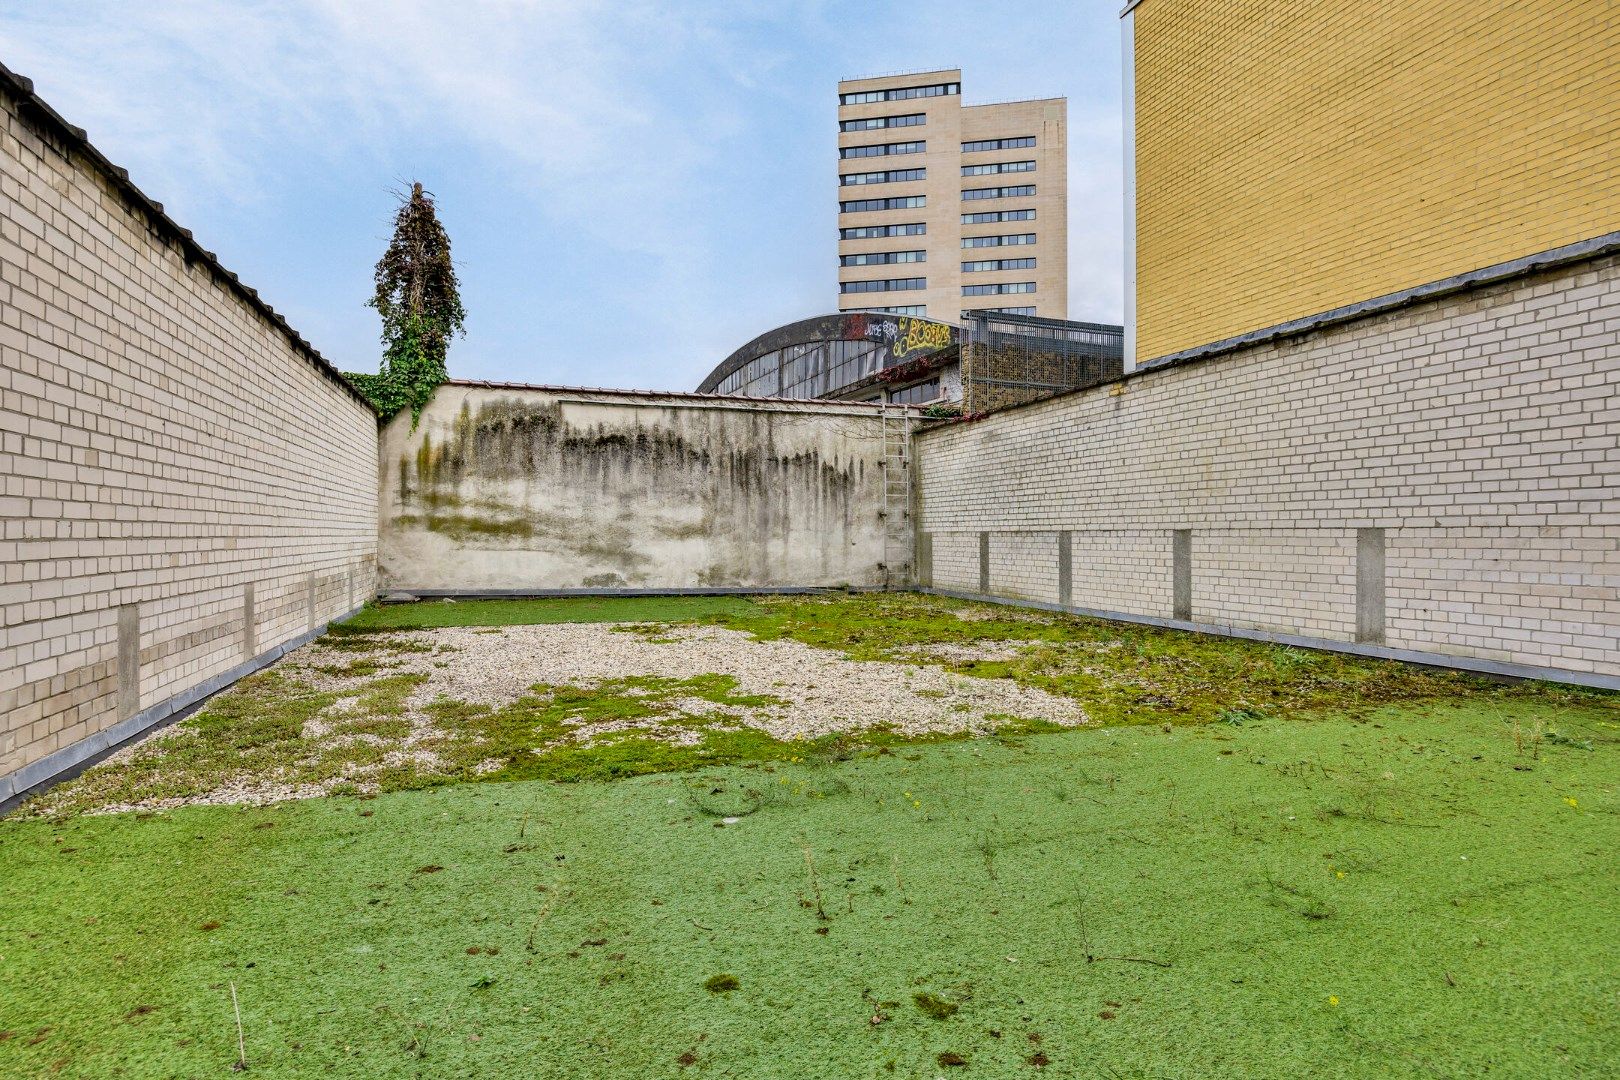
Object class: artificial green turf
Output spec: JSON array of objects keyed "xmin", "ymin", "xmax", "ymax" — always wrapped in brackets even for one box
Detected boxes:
[
  {"xmin": 343, "ymin": 595, "xmax": 762, "ymax": 630},
  {"xmin": 1, "ymin": 700, "xmax": 1615, "ymax": 1078}
]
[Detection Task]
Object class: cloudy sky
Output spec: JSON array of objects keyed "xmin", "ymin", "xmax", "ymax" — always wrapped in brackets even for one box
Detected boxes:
[{"xmin": 0, "ymin": 2, "xmax": 1124, "ymax": 390}]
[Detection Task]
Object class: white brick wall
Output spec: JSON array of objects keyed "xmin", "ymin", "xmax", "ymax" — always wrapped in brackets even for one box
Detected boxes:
[
  {"xmin": 0, "ymin": 87, "xmax": 378, "ymax": 788},
  {"xmin": 1069, "ymin": 529, "xmax": 1174, "ymax": 618},
  {"xmin": 1192, "ymin": 531, "xmax": 1356, "ymax": 638},
  {"xmin": 916, "ymin": 253, "xmax": 1620, "ymax": 680},
  {"xmin": 990, "ymin": 531, "xmax": 1059, "ymax": 603},
  {"xmin": 929, "ymin": 532, "xmax": 980, "ymax": 594},
  {"xmin": 1387, "ymin": 526, "xmax": 1619, "ymax": 671}
]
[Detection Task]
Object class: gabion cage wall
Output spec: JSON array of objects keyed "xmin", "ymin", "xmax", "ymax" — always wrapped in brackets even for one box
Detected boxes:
[{"xmin": 960, "ymin": 312, "xmax": 1124, "ymax": 415}]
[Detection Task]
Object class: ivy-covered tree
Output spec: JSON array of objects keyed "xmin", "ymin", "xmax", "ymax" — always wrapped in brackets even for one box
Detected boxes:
[{"xmin": 346, "ymin": 182, "xmax": 465, "ymax": 424}]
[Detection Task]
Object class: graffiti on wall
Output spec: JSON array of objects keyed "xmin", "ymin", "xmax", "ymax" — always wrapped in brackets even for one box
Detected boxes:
[{"xmin": 891, "ymin": 316, "xmax": 955, "ymax": 360}]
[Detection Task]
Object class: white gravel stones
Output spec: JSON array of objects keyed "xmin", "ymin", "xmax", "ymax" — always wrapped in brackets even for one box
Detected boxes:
[
  {"xmin": 895, "ymin": 641, "xmax": 1042, "ymax": 665},
  {"xmin": 51, "ymin": 620, "xmax": 1091, "ymax": 814},
  {"xmin": 350, "ymin": 622, "xmax": 1087, "ymax": 739}
]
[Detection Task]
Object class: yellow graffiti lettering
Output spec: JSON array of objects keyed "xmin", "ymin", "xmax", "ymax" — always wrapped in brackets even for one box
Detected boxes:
[{"xmin": 892, "ymin": 317, "xmax": 953, "ymax": 359}]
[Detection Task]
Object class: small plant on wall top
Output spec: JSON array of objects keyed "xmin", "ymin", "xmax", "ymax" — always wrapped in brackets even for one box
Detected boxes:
[{"xmin": 346, "ymin": 182, "xmax": 466, "ymax": 425}]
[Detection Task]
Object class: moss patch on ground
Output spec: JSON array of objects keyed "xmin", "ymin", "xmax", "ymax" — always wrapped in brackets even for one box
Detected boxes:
[
  {"xmin": 1, "ymin": 700, "xmax": 1615, "ymax": 1077},
  {"xmin": 708, "ymin": 593, "xmax": 1609, "ymax": 727},
  {"xmin": 23, "ymin": 667, "xmax": 443, "ymax": 814},
  {"xmin": 31, "ymin": 659, "xmax": 1057, "ymax": 816},
  {"xmin": 415, "ymin": 674, "xmax": 804, "ymax": 786},
  {"xmin": 28, "ymin": 593, "xmax": 1614, "ymax": 817}
]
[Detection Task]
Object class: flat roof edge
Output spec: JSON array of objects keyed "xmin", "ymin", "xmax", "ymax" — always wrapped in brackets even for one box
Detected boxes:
[
  {"xmin": 839, "ymin": 67, "xmax": 962, "ymax": 85},
  {"xmin": 964, "ymin": 96, "xmax": 1068, "ymax": 109}
]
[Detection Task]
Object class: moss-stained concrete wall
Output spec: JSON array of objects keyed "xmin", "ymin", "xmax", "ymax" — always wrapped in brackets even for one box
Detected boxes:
[{"xmin": 379, "ymin": 383, "xmax": 905, "ymax": 591}]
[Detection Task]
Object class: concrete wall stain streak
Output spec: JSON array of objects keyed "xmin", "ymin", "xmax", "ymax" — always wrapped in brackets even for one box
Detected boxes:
[{"xmin": 379, "ymin": 385, "xmax": 897, "ymax": 591}]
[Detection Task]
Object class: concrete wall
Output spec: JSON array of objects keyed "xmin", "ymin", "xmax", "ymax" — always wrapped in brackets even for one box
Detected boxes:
[
  {"xmin": 379, "ymin": 382, "xmax": 907, "ymax": 592},
  {"xmin": 0, "ymin": 71, "xmax": 379, "ymax": 800},
  {"xmin": 1130, "ymin": 0, "xmax": 1620, "ymax": 364},
  {"xmin": 916, "ymin": 246, "xmax": 1620, "ymax": 686}
]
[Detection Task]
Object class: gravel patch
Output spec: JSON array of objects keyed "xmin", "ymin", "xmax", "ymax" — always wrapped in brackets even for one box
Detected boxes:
[
  {"xmin": 47, "ymin": 621, "xmax": 1089, "ymax": 814},
  {"xmin": 949, "ymin": 606, "xmax": 1054, "ymax": 623},
  {"xmin": 94, "ymin": 772, "xmax": 333, "ymax": 815},
  {"xmin": 895, "ymin": 641, "xmax": 1043, "ymax": 665},
  {"xmin": 316, "ymin": 623, "xmax": 1087, "ymax": 740}
]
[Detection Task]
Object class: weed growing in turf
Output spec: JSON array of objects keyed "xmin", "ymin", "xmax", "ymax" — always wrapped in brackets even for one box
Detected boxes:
[
  {"xmin": 802, "ymin": 846, "xmax": 829, "ymax": 921},
  {"xmin": 914, "ymin": 992, "xmax": 960, "ymax": 1020},
  {"xmin": 1544, "ymin": 729, "xmax": 1594, "ymax": 751},
  {"xmin": 703, "ymin": 974, "xmax": 740, "ymax": 994},
  {"xmin": 973, "ymin": 822, "xmax": 1003, "ymax": 881},
  {"xmin": 1513, "ymin": 716, "xmax": 1545, "ymax": 758},
  {"xmin": 1260, "ymin": 872, "xmax": 1336, "ymax": 921}
]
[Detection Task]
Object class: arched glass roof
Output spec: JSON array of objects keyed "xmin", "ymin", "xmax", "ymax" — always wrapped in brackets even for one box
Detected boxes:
[{"xmin": 697, "ymin": 312, "xmax": 959, "ymax": 399}]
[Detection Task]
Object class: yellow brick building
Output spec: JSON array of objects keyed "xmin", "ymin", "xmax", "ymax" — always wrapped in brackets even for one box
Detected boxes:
[{"xmin": 1122, "ymin": 0, "xmax": 1620, "ymax": 366}]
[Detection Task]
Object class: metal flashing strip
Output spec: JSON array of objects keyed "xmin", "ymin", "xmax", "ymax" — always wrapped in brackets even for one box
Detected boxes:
[
  {"xmin": 552, "ymin": 396, "xmax": 892, "ymax": 418},
  {"xmin": 446, "ymin": 380, "xmax": 917, "ymax": 413},
  {"xmin": 0, "ymin": 603, "xmax": 367, "ymax": 813},
  {"xmin": 920, "ymin": 588, "xmax": 1619, "ymax": 692},
  {"xmin": 1137, "ymin": 231, "xmax": 1620, "ymax": 373}
]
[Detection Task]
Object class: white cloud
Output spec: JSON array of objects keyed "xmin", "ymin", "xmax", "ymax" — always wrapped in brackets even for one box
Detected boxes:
[
  {"xmin": 4, "ymin": 2, "xmax": 731, "ymax": 211},
  {"xmin": 0, "ymin": 1, "xmax": 1125, "ymax": 387}
]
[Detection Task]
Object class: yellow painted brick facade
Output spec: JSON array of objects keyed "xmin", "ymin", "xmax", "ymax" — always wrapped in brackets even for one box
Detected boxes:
[{"xmin": 1131, "ymin": 0, "xmax": 1620, "ymax": 363}]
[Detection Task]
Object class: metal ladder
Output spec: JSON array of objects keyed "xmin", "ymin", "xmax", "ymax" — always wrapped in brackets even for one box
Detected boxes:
[{"xmin": 878, "ymin": 402, "xmax": 913, "ymax": 590}]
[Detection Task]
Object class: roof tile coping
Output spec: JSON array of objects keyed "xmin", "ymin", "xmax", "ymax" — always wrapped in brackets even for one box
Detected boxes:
[
  {"xmin": 916, "ymin": 229, "xmax": 1620, "ymax": 431},
  {"xmin": 0, "ymin": 61, "xmax": 377, "ymax": 414},
  {"xmin": 1136, "ymin": 230, "xmax": 1620, "ymax": 374}
]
